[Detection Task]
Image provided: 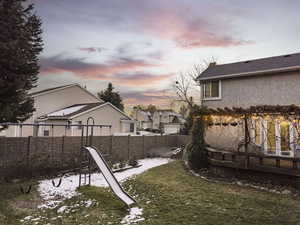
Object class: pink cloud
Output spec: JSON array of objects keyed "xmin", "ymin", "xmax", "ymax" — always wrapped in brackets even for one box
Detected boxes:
[
  {"xmin": 122, "ymin": 89, "xmax": 175, "ymax": 107},
  {"xmin": 40, "ymin": 55, "xmax": 159, "ymax": 78},
  {"xmin": 139, "ymin": 10, "xmax": 251, "ymax": 49},
  {"xmin": 78, "ymin": 47, "xmax": 105, "ymax": 53},
  {"xmin": 39, "ymin": 55, "xmax": 170, "ymax": 87},
  {"xmin": 108, "ymin": 73, "xmax": 174, "ymax": 86}
]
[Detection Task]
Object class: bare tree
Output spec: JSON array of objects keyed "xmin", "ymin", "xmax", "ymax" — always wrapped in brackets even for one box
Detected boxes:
[{"xmin": 173, "ymin": 57, "xmax": 217, "ymax": 109}]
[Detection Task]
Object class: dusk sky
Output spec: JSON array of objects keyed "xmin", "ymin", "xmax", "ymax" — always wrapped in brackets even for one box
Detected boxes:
[{"xmin": 32, "ymin": 0, "xmax": 300, "ymax": 107}]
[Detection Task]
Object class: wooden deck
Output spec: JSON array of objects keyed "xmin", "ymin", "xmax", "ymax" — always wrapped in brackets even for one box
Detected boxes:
[{"xmin": 207, "ymin": 147, "xmax": 300, "ymax": 177}]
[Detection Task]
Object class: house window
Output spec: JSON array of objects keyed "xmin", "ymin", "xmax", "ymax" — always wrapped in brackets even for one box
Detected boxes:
[
  {"xmin": 266, "ymin": 121, "xmax": 276, "ymax": 154},
  {"xmin": 202, "ymin": 80, "xmax": 221, "ymax": 99},
  {"xmin": 250, "ymin": 119, "xmax": 262, "ymax": 145},
  {"xmin": 251, "ymin": 118, "xmax": 294, "ymax": 157},
  {"xmin": 280, "ymin": 122, "xmax": 291, "ymax": 153},
  {"xmin": 130, "ymin": 123, "xmax": 134, "ymax": 132},
  {"xmin": 255, "ymin": 120, "xmax": 261, "ymax": 145},
  {"xmin": 66, "ymin": 121, "xmax": 71, "ymax": 129},
  {"xmin": 76, "ymin": 121, "xmax": 82, "ymax": 129},
  {"xmin": 44, "ymin": 130, "xmax": 50, "ymax": 136}
]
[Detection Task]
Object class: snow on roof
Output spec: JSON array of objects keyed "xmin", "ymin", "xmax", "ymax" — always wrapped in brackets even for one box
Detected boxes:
[
  {"xmin": 48, "ymin": 105, "xmax": 86, "ymax": 117},
  {"xmin": 140, "ymin": 111, "xmax": 149, "ymax": 116}
]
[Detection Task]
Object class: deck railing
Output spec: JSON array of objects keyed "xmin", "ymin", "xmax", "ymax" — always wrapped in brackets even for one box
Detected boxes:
[{"xmin": 207, "ymin": 147, "xmax": 300, "ymax": 177}]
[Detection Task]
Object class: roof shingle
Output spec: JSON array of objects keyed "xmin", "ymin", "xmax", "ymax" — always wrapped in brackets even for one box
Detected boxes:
[
  {"xmin": 30, "ymin": 84, "xmax": 77, "ymax": 96},
  {"xmin": 198, "ymin": 52, "xmax": 300, "ymax": 81},
  {"xmin": 39, "ymin": 102, "xmax": 105, "ymax": 119}
]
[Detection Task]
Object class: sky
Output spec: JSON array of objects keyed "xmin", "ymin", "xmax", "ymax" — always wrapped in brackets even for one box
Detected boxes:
[{"xmin": 32, "ymin": 0, "xmax": 300, "ymax": 108}]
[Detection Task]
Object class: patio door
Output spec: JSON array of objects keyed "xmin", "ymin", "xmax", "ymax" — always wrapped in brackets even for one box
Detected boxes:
[
  {"xmin": 279, "ymin": 122, "xmax": 294, "ymax": 157},
  {"xmin": 264, "ymin": 120, "xmax": 294, "ymax": 157},
  {"xmin": 265, "ymin": 121, "xmax": 276, "ymax": 155}
]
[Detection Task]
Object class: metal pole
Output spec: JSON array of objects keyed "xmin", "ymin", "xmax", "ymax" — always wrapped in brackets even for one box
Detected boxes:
[
  {"xmin": 20, "ymin": 124, "xmax": 23, "ymax": 137},
  {"xmin": 128, "ymin": 134, "xmax": 130, "ymax": 160},
  {"xmin": 51, "ymin": 125, "xmax": 54, "ymax": 166},
  {"xmin": 143, "ymin": 135, "xmax": 145, "ymax": 158}
]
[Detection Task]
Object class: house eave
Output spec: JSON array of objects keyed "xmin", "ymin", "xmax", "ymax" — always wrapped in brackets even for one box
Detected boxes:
[
  {"xmin": 198, "ymin": 65, "xmax": 300, "ymax": 82},
  {"xmin": 31, "ymin": 83, "xmax": 101, "ymax": 102},
  {"xmin": 36, "ymin": 117, "xmax": 69, "ymax": 121}
]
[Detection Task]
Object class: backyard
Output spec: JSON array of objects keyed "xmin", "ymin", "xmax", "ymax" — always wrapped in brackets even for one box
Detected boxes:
[{"xmin": 1, "ymin": 160, "xmax": 300, "ymax": 225}]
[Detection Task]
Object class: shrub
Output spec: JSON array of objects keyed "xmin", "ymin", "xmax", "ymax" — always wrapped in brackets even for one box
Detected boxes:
[
  {"xmin": 119, "ymin": 160, "xmax": 126, "ymax": 169},
  {"xmin": 128, "ymin": 157, "xmax": 138, "ymax": 167},
  {"xmin": 187, "ymin": 116, "xmax": 209, "ymax": 170}
]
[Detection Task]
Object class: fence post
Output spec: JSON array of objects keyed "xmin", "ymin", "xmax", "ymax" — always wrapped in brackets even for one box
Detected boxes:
[
  {"xmin": 26, "ymin": 136, "xmax": 31, "ymax": 167},
  {"xmin": 142, "ymin": 135, "xmax": 145, "ymax": 157},
  {"xmin": 26, "ymin": 136, "xmax": 32, "ymax": 176},
  {"xmin": 276, "ymin": 158, "xmax": 280, "ymax": 168},
  {"xmin": 0, "ymin": 137, "xmax": 5, "ymax": 180},
  {"xmin": 110, "ymin": 135, "xmax": 113, "ymax": 156},
  {"xmin": 61, "ymin": 136, "xmax": 65, "ymax": 168},
  {"xmin": 128, "ymin": 134, "xmax": 130, "ymax": 160},
  {"xmin": 293, "ymin": 159, "xmax": 297, "ymax": 169},
  {"xmin": 165, "ymin": 135, "xmax": 167, "ymax": 147}
]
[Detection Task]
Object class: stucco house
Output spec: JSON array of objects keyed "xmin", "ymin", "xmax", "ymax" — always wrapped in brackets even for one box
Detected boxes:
[
  {"xmin": 2, "ymin": 84, "xmax": 135, "ymax": 137},
  {"xmin": 132, "ymin": 108, "xmax": 185, "ymax": 134},
  {"xmin": 152, "ymin": 109, "xmax": 185, "ymax": 134},
  {"xmin": 132, "ymin": 110, "xmax": 153, "ymax": 130},
  {"xmin": 197, "ymin": 52, "xmax": 300, "ymax": 158}
]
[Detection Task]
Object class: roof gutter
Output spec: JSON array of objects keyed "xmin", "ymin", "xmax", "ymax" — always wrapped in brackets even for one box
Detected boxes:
[
  {"xmin": 36, "ymin": 117, "xmax": 69, "ymax": 121},
  {"xmin": 197, "ymin": 65, "xmax": 300, "ymax": 81},
  {"xmin": 30, "ymin": 84, "xmax": 77, "ymax": 97}
]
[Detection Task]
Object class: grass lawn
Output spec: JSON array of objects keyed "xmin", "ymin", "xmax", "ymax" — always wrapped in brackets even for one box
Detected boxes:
[{"xmin": 1, "ymin": 160, "xmax": 300, "ymax": 225}]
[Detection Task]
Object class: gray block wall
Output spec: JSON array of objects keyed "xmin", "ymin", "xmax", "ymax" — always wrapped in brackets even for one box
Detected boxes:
[{"xmin": 0, "ymin": 135, "xmax": 190, "ymax": 181}]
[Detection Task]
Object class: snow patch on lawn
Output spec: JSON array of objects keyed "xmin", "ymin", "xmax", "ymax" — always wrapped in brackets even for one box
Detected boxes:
[
  {"xmin": 121, "ymin": 207, "xmax": 144, "ymax": 225},
  {"xmin": 38, "ymin": 158, "xmax": 172, "ymax": 209}
]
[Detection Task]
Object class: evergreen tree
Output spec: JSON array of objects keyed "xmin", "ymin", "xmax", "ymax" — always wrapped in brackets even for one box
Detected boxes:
[
  {"xmin": 181, "ymin": 105, "xmax": 201, "ymax": 135},
  {"xmin": 187, "ymin": 115, "xmax": 209, "ymax": 170},
  {"xmin": 98, "ymin": 83, "xmax": 124, "ymax": 111},
  {"xmin": 0, "ymin": 0, "xmax": 43, "ymax": 124},
  {"xmin": 146, "ymin": 104, "xmax": 157, "ymax": 115}
]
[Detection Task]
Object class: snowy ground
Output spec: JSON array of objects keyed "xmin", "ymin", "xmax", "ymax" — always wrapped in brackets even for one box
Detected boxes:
[
  {"xmin": 38, "ymin": 158, "xmax": 172, "ymax": 209},
  {"xmin": 113, "ymin": 131, "xmax": 162, "ymax": 136},
  {"xmin": 35, "ymin": 158, "xmax": 172, "ymax": 224},
  {"xmin": 121, "ymin": 207, "xmax": 144, "ymax": 225}
]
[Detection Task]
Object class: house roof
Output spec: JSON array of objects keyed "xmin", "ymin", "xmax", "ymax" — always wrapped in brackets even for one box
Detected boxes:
[
  {"xmin": 30, "ymin": 83, "xmax": 77, "ymax": 96},
  {"xmin": 38, "ymin": 102, "xmax": 105, "ymax": 120},
  {"xmin": 198, "ymin": 52, "xmax": 300, "ymax": 81},
  {"xmin": 30, "ymin": 83, "xmax": 101, "ymax": 102},
  {"xmin": 38, "ymin": 102, "xmax": 133, "ymax": 121},
  {"xmin": 138, "ymin": 110, "xmax": 152, "ymax": 121}
]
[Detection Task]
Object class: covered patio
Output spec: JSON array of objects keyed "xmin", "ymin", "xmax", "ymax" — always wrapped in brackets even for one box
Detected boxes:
[{"xmin": 203, "ymin": 105, "xmax": 300, "ymax": 177}]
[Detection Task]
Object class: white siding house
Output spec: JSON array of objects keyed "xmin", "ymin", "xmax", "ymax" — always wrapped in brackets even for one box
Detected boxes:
[{"xmin": 2, "ymin": 84, "xmax": 135, "ymax": 137}]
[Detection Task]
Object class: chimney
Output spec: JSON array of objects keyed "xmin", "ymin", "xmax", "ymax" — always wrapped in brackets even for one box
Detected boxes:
[{"xmin": 209, "ymin": 62, "xmax": 216, "ymax": 67}]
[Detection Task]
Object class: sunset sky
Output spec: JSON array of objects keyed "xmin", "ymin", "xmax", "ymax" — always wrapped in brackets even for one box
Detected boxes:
[{"xmin": 32, "ymin": 0, "xmax": 300, "ymax": 107}]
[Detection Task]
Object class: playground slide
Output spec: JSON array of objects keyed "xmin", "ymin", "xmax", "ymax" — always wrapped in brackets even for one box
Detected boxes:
[{"xmin": 83, "ymin": 146, "xmax": 136, "ymax": 206}]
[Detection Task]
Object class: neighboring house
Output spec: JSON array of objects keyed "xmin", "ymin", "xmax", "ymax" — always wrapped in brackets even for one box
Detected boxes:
[
  {"xmin": 197, "ymin": 52, "xmax": 300, "ymax": 157},
  {"xmin": 132, "ymin": 110, "xmax": 153, "ymax": 130},
  {"xmin": 3, "ymin": 84, "xmax": 135, "ymax": 137},
  {"xmin": 132, "ymin": 108, "xmax": 185, "ymax": 134},
  {"xmin": 152, "ymin": 109, "xmax": 185, "ymax": 134}
]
